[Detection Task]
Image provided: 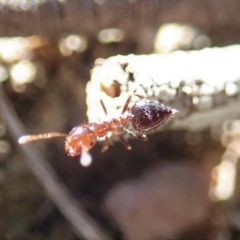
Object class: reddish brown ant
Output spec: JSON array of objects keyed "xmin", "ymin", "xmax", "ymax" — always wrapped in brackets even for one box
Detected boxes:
[{"xmin": 18, "ymin": 95, "xmax": 177, "ymax": 157}]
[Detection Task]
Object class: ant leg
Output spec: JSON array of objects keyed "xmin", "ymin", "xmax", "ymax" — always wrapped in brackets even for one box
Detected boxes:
[
  {"xmin": 137, "ymin": 133, "xmax": 148, "ymax": 141},
  {"xmin": 132, "ymin": 89, "xmax": 146, "ymax": 99},
  {"xmin": 101, "ymin": 136, "xmax": 110, "ymax": 152},
  {"xmin": 133, "ymin": 132, "xmax": 148, "ymax": 141},
  {"xmin": 122, "ymin": 95, "xmax": 132, "ymax": 114},
  {"xmin": 124, "ymin": 128, "xmax": 148, "ymax": 141},
  {"xmin": 121, "ymin": 91, "xmax": 146, "ymax": 115},
  {"xmin": 134, "ymin": 93, "xmax": 146, "ymax": 99},
  {"xmin": 116, "ymin": 133, "xmax": 132, "ymax": 150},
  {"xmin": 100, "ymin": 99, "xmax": 108, "ymax": 116}
]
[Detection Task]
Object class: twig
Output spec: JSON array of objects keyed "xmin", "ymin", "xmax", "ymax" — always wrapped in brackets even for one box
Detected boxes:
[
  {"xmin": 86, "ymin": 45, "xmax": 240, "ymax": 136},
  {"xmin": 0, "ymin": 86, "xmax": 111, "ymax": 240}
]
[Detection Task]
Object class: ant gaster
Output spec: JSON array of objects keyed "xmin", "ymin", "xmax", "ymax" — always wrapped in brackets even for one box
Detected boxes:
[{"xmin": 18, "ymin": 94, "xmax": 177, "ymax": 157}]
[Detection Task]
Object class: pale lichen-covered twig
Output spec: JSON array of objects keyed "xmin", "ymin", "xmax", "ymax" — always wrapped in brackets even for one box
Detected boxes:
[
  {"xmin": 0, "ymin": 86, "xmax": 111, "ymax": 240},
  {"xmin": 86, "ymin": 45, "xmax": 240, "ymax": 136}
]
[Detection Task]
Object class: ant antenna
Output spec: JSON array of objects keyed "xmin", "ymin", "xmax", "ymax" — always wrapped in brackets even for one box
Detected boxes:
[{"xmin": 18, "ymin": 132, "xmax": 67, "ymax": 144}]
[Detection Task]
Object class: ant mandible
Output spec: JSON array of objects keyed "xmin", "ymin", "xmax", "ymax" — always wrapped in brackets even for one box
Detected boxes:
[{"xmin": 18, "ymin": 94, "xmax": 177, "ymax": 157}]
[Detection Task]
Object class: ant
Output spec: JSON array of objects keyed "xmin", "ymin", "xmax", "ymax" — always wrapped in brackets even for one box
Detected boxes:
[{"xmin": 18, "ymin": 94, "xmax": 177, "ymax": 157}]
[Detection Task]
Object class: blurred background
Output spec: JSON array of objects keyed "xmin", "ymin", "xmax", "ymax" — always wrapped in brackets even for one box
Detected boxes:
[{"xmin": 0, "ymin": 0, "xmax": 240, "ymax": 239}]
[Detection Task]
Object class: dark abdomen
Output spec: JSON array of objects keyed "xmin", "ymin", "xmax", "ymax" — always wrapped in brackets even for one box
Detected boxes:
[{"xmin": 131, "ymin": 100, "xmax": 173, "ymax": 132}]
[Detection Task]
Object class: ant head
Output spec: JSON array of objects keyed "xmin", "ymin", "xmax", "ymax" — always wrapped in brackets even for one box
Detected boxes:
[{"xmin": 65, "ymin": 126, "xmax": 97, "ymax": 157}]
